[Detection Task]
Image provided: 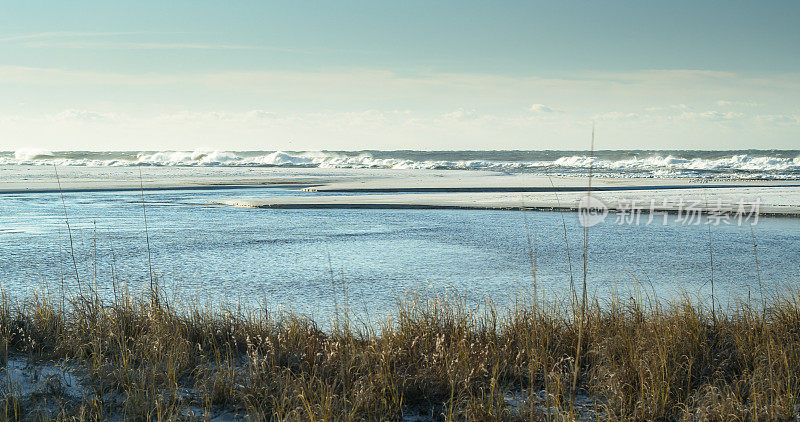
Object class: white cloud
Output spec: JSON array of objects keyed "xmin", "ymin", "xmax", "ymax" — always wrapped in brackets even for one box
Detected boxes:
[
  {"xmin": 54, "ymin": 109, "xmax": 118, "ymax": 122},
  {"xmin": 441, "ymin": 108, "xmax": 479, "ymax": 121},
  {"xmin": 681, "ymin": 111, "xmax": 745, "ymax": 122},
  {"xmin": 1, "ymin": 105, "xmax": 798, "ymax": 151},
  {"xmin": 0, "ymin": 31, "xmax": 142, "ymax": 42},
  {"xmin": 716, "ymin": 100, "xmax": 760, "ymax": 107},
  {"xmin": 0, "ymin": 31, "xmax": 254, "ymax": 50},
  {"xmin": 21, "ymin": 41, "xmax": 255, "ymax": 50},
  {"xmin": 529, "ymin": 104, "xmax": 555, "ymax": 113},
  {"xmin": 755, "ymin": 114, "xmax": 800, "ymax": 126},
  {"xmin": 245, "ymin": 110, "xmax": 277, "ymax": 120},
  {"xmin": 0, "ymin": 67, "xmax": 798, "ymax": 149},
  {"xmin": 156, "ymin": 111, "xmax": 254, "ymax": 123},
  {"xmin": 644, "ymin": 104, "xmax": 689, "ymax": 112}
]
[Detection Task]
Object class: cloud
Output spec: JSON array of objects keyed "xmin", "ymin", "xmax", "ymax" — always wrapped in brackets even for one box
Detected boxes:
[
  {"xmin": 0, "ymin": 31, "xmax": 142, "ymax": 42},
  {"xmin": 644, "ymin": 104, "xmax": 689, "ymax": 112},
  {"xmin": 755, "ymin": 114, "xmax": 800, "ymax": 126},
  {"xmin": 54, "ymin": 109, "xmax": 117, "ymax": 122},
  {"xmin": 441, "ymin": 108, "xmax": 479, "ymax": 121},
  {"xmin": 594, "ymin": 109, "xmax": 748, "ymax": 124},
  {"xmin": 529, "ymin": 104, "xmax": 556, "ymax": 113},
  {"xmin": 2, "ymin": 66, "xmax": 799, "ymax": 102},
  {"xmin": 0, "ymin": 66, "xmax": 799, "ymax": 149},
  {"xmin": 593, "ymin": 112, "xmax": 640, "ymax": 122},
  {"xmin": 156, "ymin": 110, "xmax": 279, "ymax": 123},
  {"xmin": 1, "ymin": 105, "xmax": 798, "ymax": 150},
  {"xmin": 681, "ymin": 111, "xmax": 745, "ymax": 122},
  {"xmin": 716, "ymin": 100, "xmax": 760, "ymax": 107},
  {"xmin": 0, "ymin": 31, "xmax": 255, "ymax": 50},
  {"xmin": 596, "ymin": 69, "xmax": 739, "ymax": 83},
  {"xmin": 245, "ymin": 110, "xmax": 277, "ymax": 119},
  {"xmin": 21, "ymin": 41, "xmax": 255, "ymax": 50}
]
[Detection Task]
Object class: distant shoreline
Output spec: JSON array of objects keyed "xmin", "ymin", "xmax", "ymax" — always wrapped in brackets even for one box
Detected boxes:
[{"xmin": 4, "ymin": 181, "xmax": 799, "ymax": 195}]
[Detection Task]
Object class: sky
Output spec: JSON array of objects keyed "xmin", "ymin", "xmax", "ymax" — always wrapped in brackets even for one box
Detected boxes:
[{"xmin": 0, "ymin": 1, "xmax": 798, "ymax": 151}]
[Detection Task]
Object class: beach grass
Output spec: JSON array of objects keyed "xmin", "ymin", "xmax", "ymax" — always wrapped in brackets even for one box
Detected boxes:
[{"xmin": 1, "ymin": 284, "xmax": 799, "ymax": 421}]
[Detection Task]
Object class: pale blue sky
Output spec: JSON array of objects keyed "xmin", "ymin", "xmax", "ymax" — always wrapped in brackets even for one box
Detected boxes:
[{"xmin": 1, "ymin": 1, "xmax": 798, "ymax": 150}]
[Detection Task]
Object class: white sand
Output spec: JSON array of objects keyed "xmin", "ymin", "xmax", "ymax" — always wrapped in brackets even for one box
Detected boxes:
[
  {"xmin": 220, "ymin": 186, "xmax": 800, "ymax": 216},
  {"xmin": 196, "ymin": 170, "xmax": 800, "ymax": 215},
  {"xmin": 303, "ymin": 173, "xmax": 800, "ymax": 192}
]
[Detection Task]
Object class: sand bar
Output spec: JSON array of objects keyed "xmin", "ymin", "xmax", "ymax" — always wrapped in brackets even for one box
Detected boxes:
[
  {"xmin": 302, "ymin": 174, "xmax": 800, "ymax": 192},
  {"xmin": 210, "ymin": 172, "xmax": 800, "ymax": 215},
  {"xmin": 219, "ymin": 186, "xmax": 800, "ymax": 216}
]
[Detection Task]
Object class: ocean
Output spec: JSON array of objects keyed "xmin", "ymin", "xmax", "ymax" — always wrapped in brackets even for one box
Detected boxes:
[{"xmin": 4, "ymin": 149, "xmax": 800, "ymax": 179}]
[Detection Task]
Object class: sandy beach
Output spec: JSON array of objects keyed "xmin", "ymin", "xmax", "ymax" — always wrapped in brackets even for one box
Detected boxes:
[{"xmin": 0, "ymin": 165, "xmax": 355, "ymax": 193}]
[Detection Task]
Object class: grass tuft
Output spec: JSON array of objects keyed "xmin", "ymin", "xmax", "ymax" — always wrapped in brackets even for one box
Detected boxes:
[{"xmin": 1, "ymin": 284, "xmax": 799, "ymax": 420}]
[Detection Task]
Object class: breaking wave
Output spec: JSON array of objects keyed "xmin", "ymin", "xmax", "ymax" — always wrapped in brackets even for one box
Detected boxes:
[
  {"xmin": 1, "ymin": 149, "xmax": 799, "ymax": 179},
  {"xmin": 14, "ymin": 148, "xmax": 54, "ymax": 161}
]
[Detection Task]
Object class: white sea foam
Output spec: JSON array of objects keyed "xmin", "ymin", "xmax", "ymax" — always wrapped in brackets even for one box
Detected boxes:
[
  {"xmin": 2, "ymin": 149, "xmax": 799, "ymax": 179},
  {"xmin": 136, "ymin": 149, "xmax": 242, "ymax": 166},
  {"xmin": 14, "ymin": 148, "xmax": 54, "ymax": 160}
]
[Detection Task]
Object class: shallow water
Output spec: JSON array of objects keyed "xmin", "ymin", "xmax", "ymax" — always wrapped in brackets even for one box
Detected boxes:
[{"xmin": 1, "ymin": 186, "xmax": 798, "ymax": 321}]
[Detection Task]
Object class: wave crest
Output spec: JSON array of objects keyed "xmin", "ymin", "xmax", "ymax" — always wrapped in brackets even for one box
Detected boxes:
[
  {"xmin": 2, "ymin": 149, "xmax": 799, "ymax": 179},
  {"xmin": 14, "ymin": 148, "xmax": 54, "ymax": 161}
]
